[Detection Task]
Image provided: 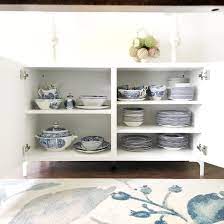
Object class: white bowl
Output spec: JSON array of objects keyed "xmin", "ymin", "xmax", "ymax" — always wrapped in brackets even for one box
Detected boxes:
[
  {"xmin": 34, "ymin": 99, "xmax": 62, "ymax": 110},
  {"xmin": 123, "ymin": 121, "xmax": 143, "ymax": 127},
  {"xmin": 81, "ymin": 136, "xmax": 104, "ymax": 150},
  {"xmin": 79, "ymin": 96, "xmax": 107, "ymax": 107}
]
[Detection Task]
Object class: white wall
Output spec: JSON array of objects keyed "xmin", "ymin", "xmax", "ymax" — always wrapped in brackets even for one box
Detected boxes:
[{"xmin": 0, "ymin": 12, "xmax": 223, "ymax": 65}]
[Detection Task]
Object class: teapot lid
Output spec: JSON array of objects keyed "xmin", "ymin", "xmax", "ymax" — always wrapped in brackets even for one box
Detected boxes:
[{"xmin": 44, "ymin": 122, "xmax": 68, "ymax": 133}]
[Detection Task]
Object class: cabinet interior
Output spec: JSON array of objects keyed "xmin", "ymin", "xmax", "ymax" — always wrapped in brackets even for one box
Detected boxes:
[
  {"xmin": 21, "ymin": 65, "xmax": 206, "ymax": 163},
  {"xmin": 24, "ymin": 67, "xmax": 111, "ymax": 110}
]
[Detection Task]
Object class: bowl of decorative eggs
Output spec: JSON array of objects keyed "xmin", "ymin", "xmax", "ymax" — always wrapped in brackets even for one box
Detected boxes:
[{"xmin": 129, "ymin": 31, "xmax": 160, "ymax": 62}]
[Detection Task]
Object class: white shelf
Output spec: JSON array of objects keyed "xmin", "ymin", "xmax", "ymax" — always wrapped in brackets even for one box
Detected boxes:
[
  {"xmin": 117, "ymin": 125, "xmax": 201, "ymax": 134},
  {"xmin": 117, "ymin": 100, "xmax": 202, "ymax": 105},
  {"xmin": 26, "ymin": 109, "xmax": 111, "ymax": 115},
  {"xmin": 117, "ymin": 148, "xmax": 194, "ymax": 161},
  {"xmin": 26, "ymin": 148, "xmax": 114, "ymax": 162}
]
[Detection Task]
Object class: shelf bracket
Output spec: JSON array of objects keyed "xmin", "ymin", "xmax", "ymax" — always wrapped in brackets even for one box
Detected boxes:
[
  {"xmin": 197, "ymin": 144, "xmax": 207, "ymax": 156},
  {"xmin": 198, "ymin": 69, "xmax": 210, "ymax": 80},
  {"xmin": 20, "ymin": 69, "xmax": 29, "ymax": 80},
  {"xmin": 22, "ymin": 144, "xmax": 31, "ymax": 156}
]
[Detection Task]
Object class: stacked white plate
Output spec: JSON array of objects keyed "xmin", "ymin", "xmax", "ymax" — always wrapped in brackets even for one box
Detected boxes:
[
  {"xmin": 156, "ymin": 110, "xmax": 192, "ymax": 127},
  {"xmin": 123, "ymin": 108, "xmax": 144, "ymax": 127},
  {"xmin": 120, "ymin": 135, "xmax": 153, "ymax": 152},
  {"xmin": 167, "ymin": 77, "xmax": 195, "ymax": 101},
  {"xmin": 158, "ymin": 134, "xmax": 190, "ymax": 150}
]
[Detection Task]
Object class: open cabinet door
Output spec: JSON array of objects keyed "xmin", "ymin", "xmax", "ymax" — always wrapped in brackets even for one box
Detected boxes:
[
  {"xmin": 199, "ymin": 62, "xmax": 224, "ymax": 168},
  {"xmin": 0, "ymin": 57, "xmax": 24, "ymax": 178}
]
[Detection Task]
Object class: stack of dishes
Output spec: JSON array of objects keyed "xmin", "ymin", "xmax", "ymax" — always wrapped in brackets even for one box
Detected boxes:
[
  {"xmin": 35, "ymin": 85, "xmax": 62, "ymax": 110},
  {"xmin": 76, "ymin": 95, "xmax": 109, "ymax": 110},
  {"xmin": 120, "ymin": 135, "xmax": 152, "ymax": 152},
  {"xmin": 123, "ymin": 108, "xmax": 144, "ymax": 127},
  {"xmin": 158, "ymin": 134, "xmax": 189, "ymax": 150},
  {"xmin": 156, "ymin": 110, "xmax": 192, "ymax": 127},
  {"xmin": 73, "ymin": 136, "xmax": 110, "ymax": 153},
  {"xmin": 118, "ymin": 85, "xmax": 148, "ymax": 101},
  {"xmin": 167, "ymin": 77, "xmax": 195, "ymax": 101}
]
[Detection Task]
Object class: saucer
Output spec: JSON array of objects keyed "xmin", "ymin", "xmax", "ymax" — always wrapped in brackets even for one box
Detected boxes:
[
  {"xmin": 75, "ymin": 105, "xmax": 110, "ymax": 110},
  {"xmin": 118, "ymin": 98, "xmax": 146, "ymax": 101},
  {"xmin": 73, "ymin": 141, "xmax": 110, "ymax": 153}
]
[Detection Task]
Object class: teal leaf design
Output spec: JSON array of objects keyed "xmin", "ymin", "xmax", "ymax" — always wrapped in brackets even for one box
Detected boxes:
[
  {"xmin": 168, "ymin": 185, "xmax": 182, "ymax": 193},
  {"xmin": 140, "ymin": 185, "xmax": 152, "ymax": 195}
]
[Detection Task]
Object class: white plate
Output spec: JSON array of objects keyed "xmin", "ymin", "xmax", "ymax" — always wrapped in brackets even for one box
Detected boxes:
[
  {"xmin": 118, "ymin": 98, "xmax": 146, "ymax": 101},
  {"xmin": 75, "ymin": 105, "xmax": 110, "ymax": 110}
]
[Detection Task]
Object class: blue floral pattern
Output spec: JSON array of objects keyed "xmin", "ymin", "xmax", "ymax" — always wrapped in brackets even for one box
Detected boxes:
[{"xmin": 111, "ymin": 184, "xmax": 224, "ymax": 224}]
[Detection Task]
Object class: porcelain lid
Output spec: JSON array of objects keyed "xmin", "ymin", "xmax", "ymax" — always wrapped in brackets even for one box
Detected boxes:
[{"xmin": 43, "ymin": 122, "xmax": 68, "ymax": 133}]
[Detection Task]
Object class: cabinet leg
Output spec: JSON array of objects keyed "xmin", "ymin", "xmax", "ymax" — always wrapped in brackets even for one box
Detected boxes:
[
  {"xmin": 22, "ymin": 161, "xmax": 28, "ymax": 177},
  {"xmin": 199, "ymin": 161, "xmax": 205, "ymax": 177}
]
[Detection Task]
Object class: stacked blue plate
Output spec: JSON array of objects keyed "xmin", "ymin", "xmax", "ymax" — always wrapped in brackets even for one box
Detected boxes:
[
  {"xmin": 121, "ymin": 135, "xmax": 152, "ymax": 152},
  {"xmin": 158, "ymin": 134, "xmax": 189, "ymax": 150},
  {"xmin": 156, "ymin": 110, "xmax": 192, "ymax": 127}
]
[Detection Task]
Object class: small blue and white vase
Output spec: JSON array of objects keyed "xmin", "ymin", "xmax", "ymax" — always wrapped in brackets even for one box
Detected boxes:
[{"xmin": 64, "ymin": 93, "xmax": 76, "ymax": 109}]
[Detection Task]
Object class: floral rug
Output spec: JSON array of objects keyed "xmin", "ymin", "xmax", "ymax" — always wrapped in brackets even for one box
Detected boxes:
[{"xmin": 0, "ymin": 179, "xmax": 223, "ymax": 224}]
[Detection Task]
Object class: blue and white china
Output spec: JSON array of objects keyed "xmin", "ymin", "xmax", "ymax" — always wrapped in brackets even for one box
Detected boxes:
[
  {"xmin": 149, "ymin": 85, "xmax": 166, "ymax": 100},
  {"xmin": 118, "ymin": 86, "xmax": 148, "ymax": 99},
  {"xmin": 75, "ymin": 105, "xmax": 110, "ymax": 110},
  {"xmin": 158, "ymin": 134, "xmax": 189, "ymax": 150},
  {"xmin": 167, "ymin": 86, "xmax": 195, "ymax": 101},
  {"xmin": 36, "ymin": 135, "xmax": 77, "ymax": 152},
  {"xmin": 34, "ymin": 99, "xmax": 62, "ymax": 110},
  {"xmin": 81, "ymin": 136, "xmax": 104, "ymax": 150},
  {"xmin": 121, "ymin": 135, "xmax": 152, "ymax": 152},
  {"xmin": 35, "ymin": 122, "xmax": 77, "ymax": 151},
  {"xmin": 38, "ymin": 87, "xmax": 59, "ymax": 99},
  {"xmin": 157, "ymin": 110, "xmax": 192, "ymax": 127},
  {"xmin": 41, "ymin": 122, "xmax": 70, "ymax": 138},
  {"xmin": 167, "ymin": 77, "xmax": 190, "ymax": 87},
  {"xmin": 73, "ymin": 140, "xmax": 110, "ymax": 153},
  {"xmin": 64, "ymin": 93, "xmax": 76, "ymax": 109},
  {"xmin": 79, "ymin": 95, "xmax": 107, "ymax": 107},
  {"xmin": 118, "ymin": 97, "xmax": 145, "ymax": 101}
]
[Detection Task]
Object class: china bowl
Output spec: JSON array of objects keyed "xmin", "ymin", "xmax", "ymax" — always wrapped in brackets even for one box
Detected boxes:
[
  {"xmin": 81, "ymin": 136, "xmax": 104, "ymax": 150},
  {"xmin": 34, "ymin": 99, "xmax": 62, "ymax": 110},
  {"xmin": 35, "ymin": 135, "xmax": 77, "ymax": 152},
  {"xmin": 79, "ymin": 96, "xmax": 107, "ymax": 106},
  {"xmin": 123, "ymin": 121, "xmax": 143, "ymax": 127},
  {"xmin": 149, "ymin": 85, "xmax": 166, "ymax": 100},
  {"xmin": 118, "ymin": 88, "xmax": 147, "ymax": 99}
]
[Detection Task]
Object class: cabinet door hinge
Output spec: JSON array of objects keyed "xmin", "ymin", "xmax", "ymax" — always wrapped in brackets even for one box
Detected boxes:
[
  {"xmin": 197, "ymin": 144, "xmax": 207, "ymax": 155},
  {"xmin": 20, "ymin": 69, "xmax": 29, "ymax": 80},
  {"xmin": 198, "ymin": 70, "xmax": 210, "ymax": 80},
  {"xmin": 22, "ymin": 144, "xmax": 31, "ymax": 156}
]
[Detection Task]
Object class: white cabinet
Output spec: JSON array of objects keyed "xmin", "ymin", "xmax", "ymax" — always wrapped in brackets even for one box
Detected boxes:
[{"xmin": 0, "ymin": 58, "xmax": 223, "ymax": 178}]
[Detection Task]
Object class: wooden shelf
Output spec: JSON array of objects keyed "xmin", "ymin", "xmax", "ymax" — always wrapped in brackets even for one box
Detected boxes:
[
  {"xmin": 117, "ymin": 148, "xmax": 194, "ymax": 161},
  {"xmin": 117, "ymin": 125, "xmax": 201, "ymax": 134},
  {"xmin": 26, "ymin": 109, "xmax": 111, "ymax": 115},
  {"xmin": 26, "ymin": 148, "xmax": 114, "ymax": 162},
  {"xmin": 117, "ymin": 100, "xmax": 202, "ymax": 105}
]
